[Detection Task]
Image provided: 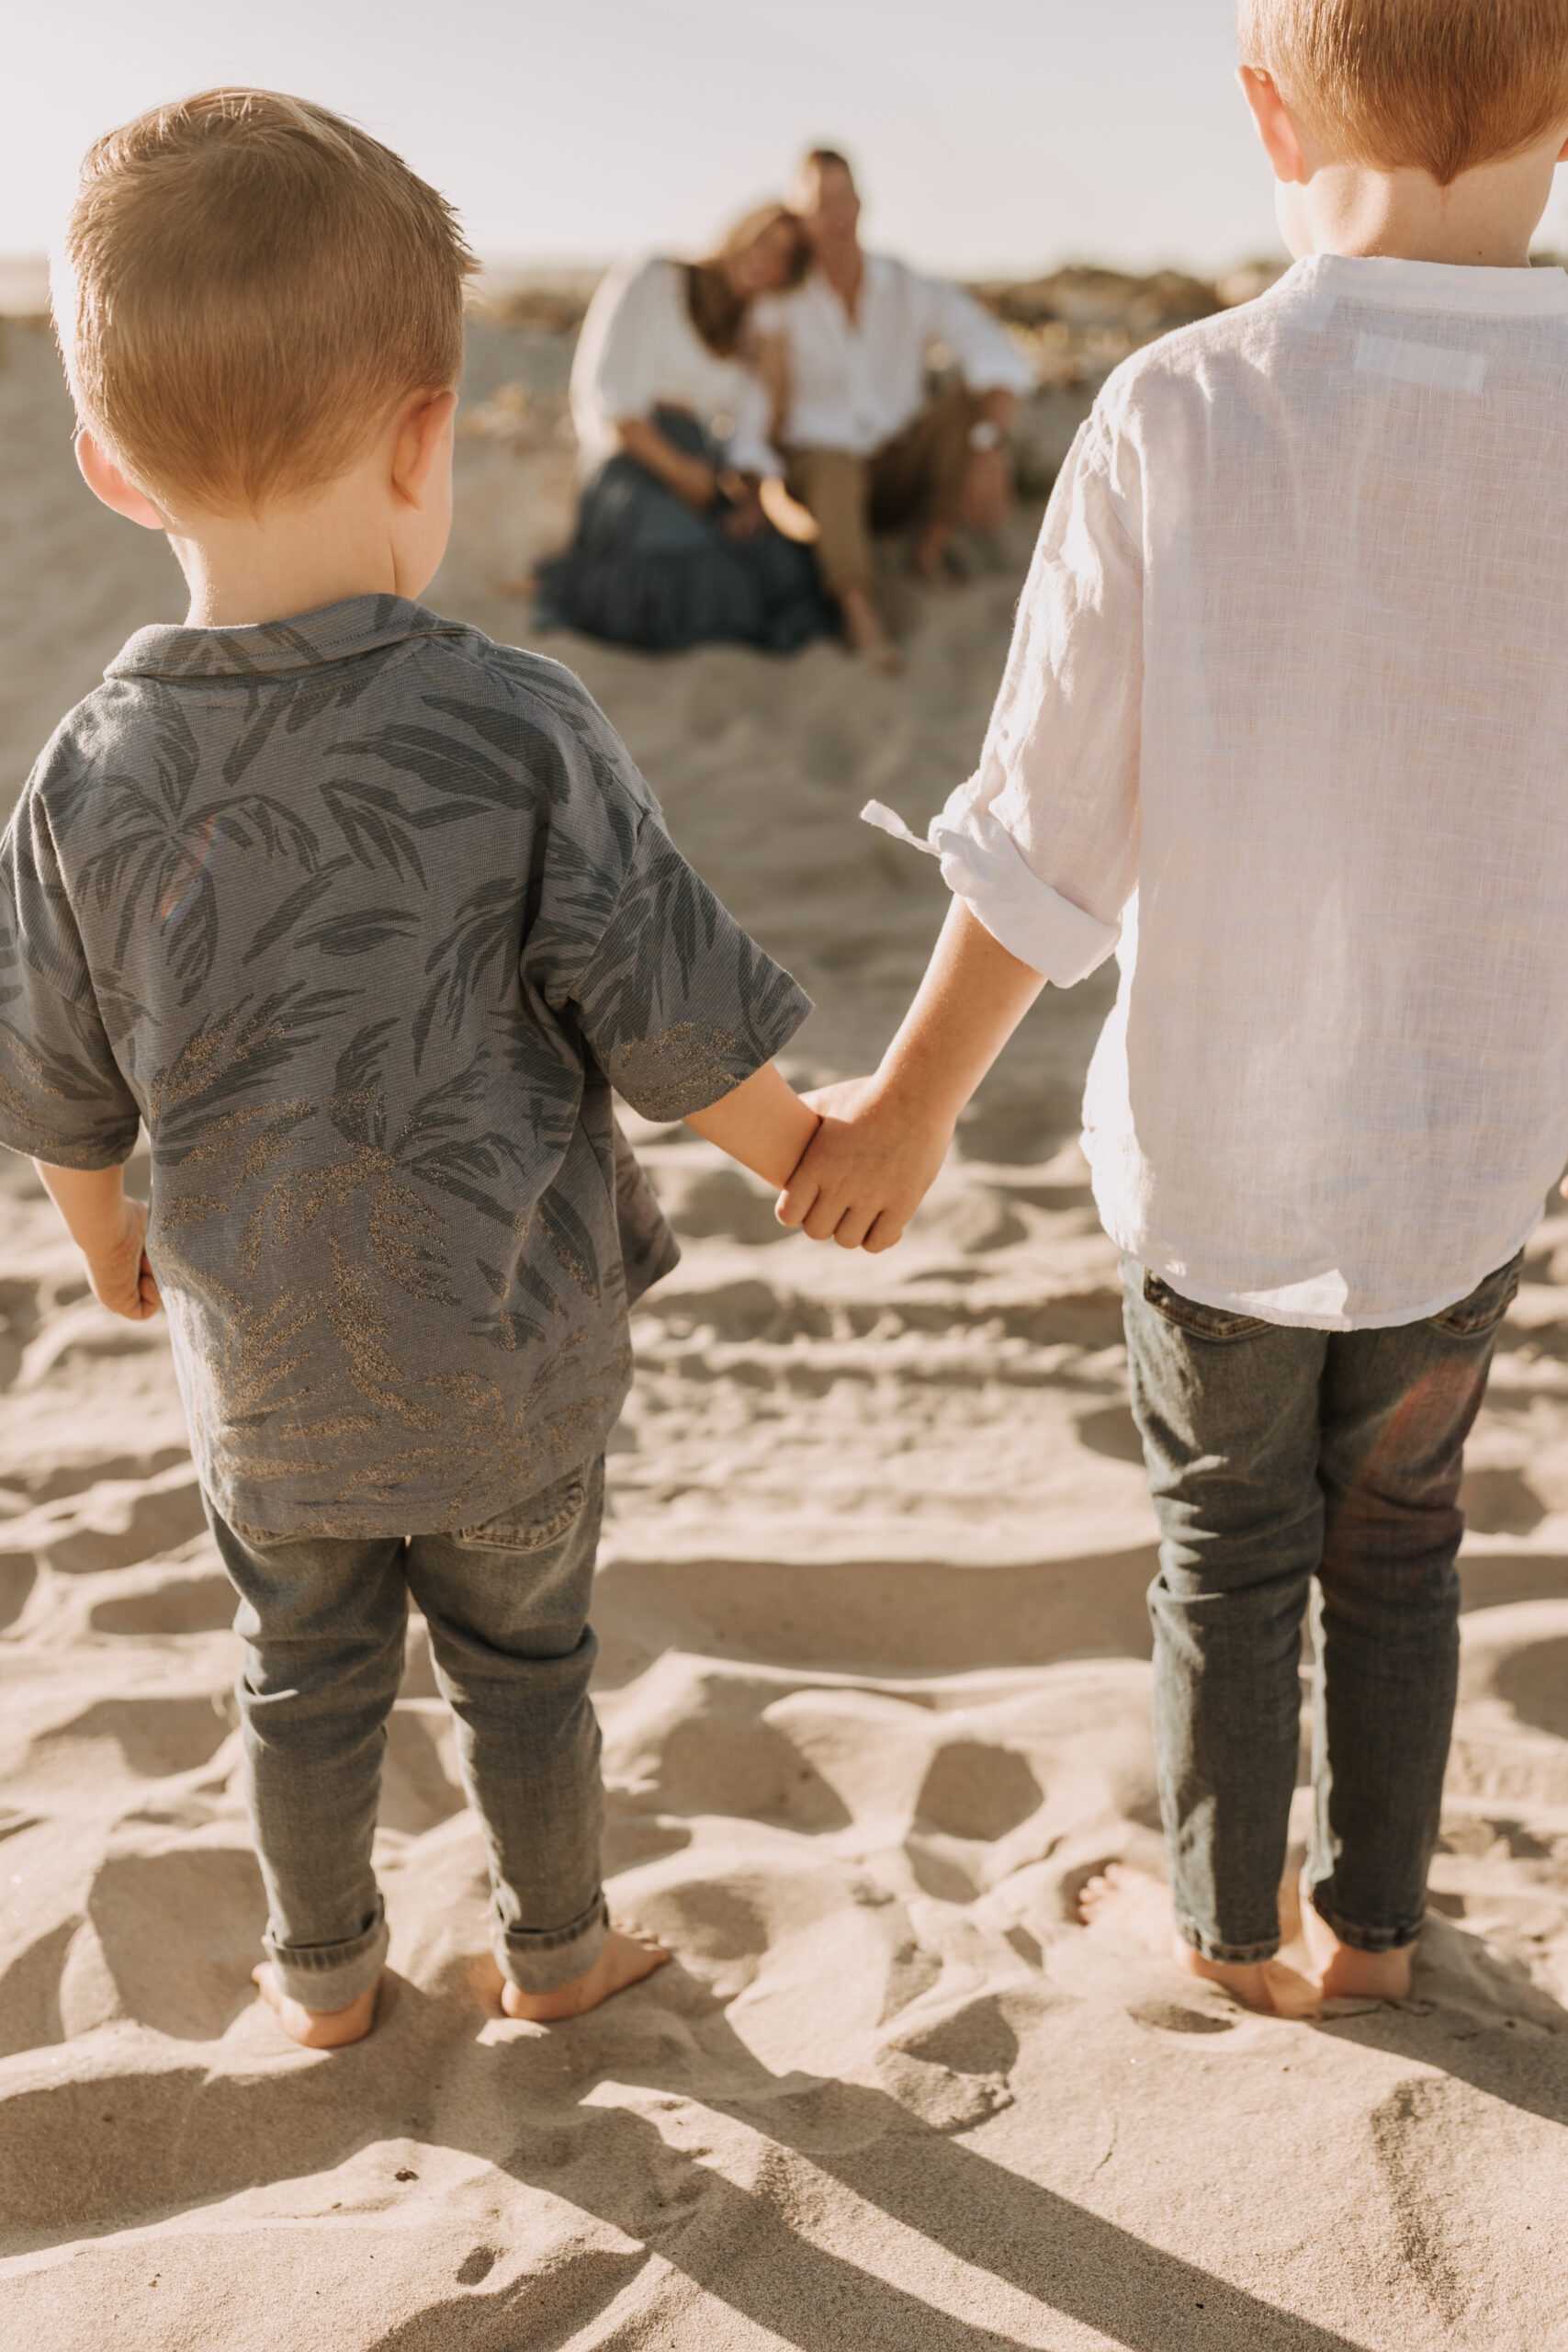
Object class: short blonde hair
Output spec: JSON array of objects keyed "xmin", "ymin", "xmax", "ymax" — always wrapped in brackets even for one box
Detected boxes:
[
  {"xmin": 1238, "ymin": 0, "xmax": 1568, "ymax": 184},
  {"xmin": 58, "ymin": 88, "xmax": 477, "ymax": 513}
]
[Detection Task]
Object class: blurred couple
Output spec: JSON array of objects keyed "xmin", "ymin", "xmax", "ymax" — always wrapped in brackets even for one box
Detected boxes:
[{"xmin": 536, "ymin": 149, "xmax": 1033, "ymax": 672}]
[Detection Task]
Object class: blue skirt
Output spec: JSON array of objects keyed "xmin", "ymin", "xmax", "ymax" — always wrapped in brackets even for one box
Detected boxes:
[{"xmin": 536, "ymin": 411, "xmax": 834, "ymax": 654}]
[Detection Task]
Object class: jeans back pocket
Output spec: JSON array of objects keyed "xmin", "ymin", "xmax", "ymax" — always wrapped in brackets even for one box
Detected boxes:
[
  {"xmin": 1142, "ymin": 1269, "xmax": 1269, "ymax": 1343},
  {"xmin": 1426, "ymin": 1250, "xmax": 1524, "ymax": 1338},
  {"xmin": 457, "ymin": 1468, "xmax": 589, "ymax": 1553}
]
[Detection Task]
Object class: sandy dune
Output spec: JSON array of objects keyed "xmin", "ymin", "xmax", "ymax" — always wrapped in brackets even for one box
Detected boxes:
[{"xmin": 2, "ymin": 307, "xmax": 1568, "ymax": 2349}]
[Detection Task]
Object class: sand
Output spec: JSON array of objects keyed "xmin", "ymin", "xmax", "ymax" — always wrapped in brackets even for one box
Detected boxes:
[{"xmin": 2, "ymin": 301, "xmax": 1568, "ymax": 2350}]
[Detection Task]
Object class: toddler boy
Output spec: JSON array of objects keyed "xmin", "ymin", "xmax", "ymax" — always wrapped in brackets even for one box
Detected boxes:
[
  {"xmin": 782, "ymin": 0, "xmax": 1568, "ymax": 2013},
  {"xmin": 0, "ymin": 90, "xmax": 818, "ymax": 2046}
]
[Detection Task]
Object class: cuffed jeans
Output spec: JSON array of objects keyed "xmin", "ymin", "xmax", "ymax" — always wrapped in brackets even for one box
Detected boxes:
[
  {"xmin": 1121, "ymin": 1253, "xmax": 1521, "ymax": 1963},
  {"xmin": 208, "ymin": 1458, "xmax": 608, "ymax": 2010}
]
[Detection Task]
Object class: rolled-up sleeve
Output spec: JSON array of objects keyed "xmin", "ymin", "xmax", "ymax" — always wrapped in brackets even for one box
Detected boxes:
[
  {"xmin": 0, "ymin": 786, "xmax": 142, "ymax": 1168},
  {"xmin": 914, "ymin": 413, "xmax": 1143, "ymax": 984},
  {"xmin": 924, "ymin": 276, "xmax": 1036, "ymax": 400}
]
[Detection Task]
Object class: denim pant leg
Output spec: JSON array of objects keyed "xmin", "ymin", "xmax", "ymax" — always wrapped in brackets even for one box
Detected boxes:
[
  {"xmin": 208, "ymin": 1505, "xmax": 406, "ymax": 2009},
  {"xmin": 1307, "ymin": 1254, "xmax": 1519, "ymax": 1951},
  {"xmin": 1122, "ymin": 1260, "xmax": 1328, "ymax": 1962},
  {"xmin": 406, "ymin": 1457, "xmax": 608, "ymax": 1994}
]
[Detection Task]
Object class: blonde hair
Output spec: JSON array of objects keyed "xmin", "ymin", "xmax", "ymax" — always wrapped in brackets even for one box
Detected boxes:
[
  {"xmin": 58, "ymin": 88, "xmax": 477, "ymax": 513},
  {"xmin": 1237, "ymin": 0, "xmax": 1568, "ymax": 184}
]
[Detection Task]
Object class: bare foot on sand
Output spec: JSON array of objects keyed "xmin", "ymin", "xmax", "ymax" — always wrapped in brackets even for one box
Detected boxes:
[
  {"xmin": 840, "ymin": 583, "xmax": 903, "ymax": 676},
  {"xmin": 253, "ymin": 1962, "xmax": 379, "ymax": 2049},
  {"xmin": 501, "ymin": 1928, "xmax": 670, "ymax": 2023},
  {"xmin": 1077, "ymin": 1863, "xmax": 1323, "ymax": 2018},
  {"xmin": 1296, "ymin": 1894, "xmax": 1416, "ymax": 2002}
]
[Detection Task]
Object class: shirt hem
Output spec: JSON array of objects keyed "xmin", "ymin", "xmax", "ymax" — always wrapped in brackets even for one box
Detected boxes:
[{"xmin": 1102, "ymin": 1204, "xmax": 1542, "ymax": 1333}]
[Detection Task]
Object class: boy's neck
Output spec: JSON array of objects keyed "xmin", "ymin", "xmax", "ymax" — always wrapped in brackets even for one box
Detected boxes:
[
  {"xmin": 1283, "ymin": 139, "xmax": 1563, "ymax": 271},
  {"xmin": 172, "ymin": 481, "xmax": 410, "ymax": 629}
]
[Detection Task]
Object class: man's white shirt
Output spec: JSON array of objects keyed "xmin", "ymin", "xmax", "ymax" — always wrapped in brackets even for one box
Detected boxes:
[
  {"xmin": 756, "ymin": 252, "xmax": 1033, "ymax": 455},
  {"xmin": 893, "ymin": 254, "xmax": 1568, "ymax": 1329}
]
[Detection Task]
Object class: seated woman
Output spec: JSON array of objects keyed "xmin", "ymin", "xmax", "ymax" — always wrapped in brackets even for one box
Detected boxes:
[{"xmin": 536, "ymin": 207, "xmax": 832, "ymax": 653}]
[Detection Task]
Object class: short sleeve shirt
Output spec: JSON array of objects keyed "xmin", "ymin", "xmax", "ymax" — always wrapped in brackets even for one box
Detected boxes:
[{"xmin": 0, "ymin": 596, "xmax": 811, "ymax": 1532}]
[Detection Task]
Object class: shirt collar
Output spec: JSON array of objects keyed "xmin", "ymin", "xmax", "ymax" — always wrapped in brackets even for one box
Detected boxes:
[
  {"xmin": 1283, "ymin": 251, "xmax": 1568, "ymax": 317},
  {"xmin": 105, "ymin": 594, "xmax": 467, "ymax": 683}
]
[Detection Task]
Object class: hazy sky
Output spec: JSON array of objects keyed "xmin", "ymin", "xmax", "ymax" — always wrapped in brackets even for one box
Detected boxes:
[{"xmin": 9, "ymin": 0, "xmax": 1568, "ymax": 278}]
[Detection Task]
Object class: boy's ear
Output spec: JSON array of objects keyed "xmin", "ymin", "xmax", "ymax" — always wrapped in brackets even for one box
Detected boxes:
[
  {"xmin": 390, "ymin": 389, "xmax": 458, "ymax": 508},
  {"xmin": 1236, "ymin": 65, "xmax": 1310, "ymax": 186},
  {"xmin": 75, "ymin": 431, "xmax": 165, "ymax": 531}
]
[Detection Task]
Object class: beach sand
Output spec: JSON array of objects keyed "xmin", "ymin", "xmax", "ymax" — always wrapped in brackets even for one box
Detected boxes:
[{"xmin": 2, "ymin": 305, "xmax": 1567, "ymax": 2349}]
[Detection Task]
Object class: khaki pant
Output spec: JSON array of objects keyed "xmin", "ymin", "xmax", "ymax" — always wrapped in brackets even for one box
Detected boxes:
[{"xmin": 785, "ymin": 384, "xmax": 976, "ymax": 597}]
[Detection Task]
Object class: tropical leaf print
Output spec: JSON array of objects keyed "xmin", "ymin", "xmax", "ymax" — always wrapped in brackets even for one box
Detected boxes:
[
  {"xmin": 146, "ymin": 984, "xmax": 357, "ymax": 1165},
  {"xmin": 319, "ymin": 777, "xmax": 472, "ymax": 886},
  {"xmin": 412, "ymin": 879, "xmax": 521, "ymax": 1069},
  {"xmin": 329, "ymin": 721, "xmax": 538, "ymax": 816},
  {"xmin": 219, "ymin": 637, "xmax": 412, "ymax": 785},
  {"xmin": 241, "ymin": 1020, "xmax": 458, "ymax": 1302},
  {"xmin": 291, "ymin": 905, "xmax": 423, "ymax": 958},
  {"xmin": 80, "ymin": 697, "xmax": 323, "ymax": 1003},
  {"xmin": 241, "ymin": 859, "xmax": 354, "ymax": 966}
]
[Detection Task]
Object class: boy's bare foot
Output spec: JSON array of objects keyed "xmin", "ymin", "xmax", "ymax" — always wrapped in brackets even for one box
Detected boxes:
[
  {"xmin": 1297, "ymin": 1895, "xmax": 1416, "ymax": 2001},
  {"xmin": 1077, "ymin": 1862, "xmax": 1321, "ymax": 2018},
  {"xmin": 500, "ymin": 1927, "xmax": 670, "ymax": 2022},
  {"xmin": 252, "ymin": 1962, "xmax": 379, "ymax": 2048},
  {"xmin": 840, "ymin": 583, "xmax": 903, "ymax": 676}
]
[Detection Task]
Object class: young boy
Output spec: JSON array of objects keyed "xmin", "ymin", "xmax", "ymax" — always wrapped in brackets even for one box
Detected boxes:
[
  {"xmin": 0, "ymin": 89, "xmax": 819, "ymax": 2048},
  {"xmin": 781, "ymin": 0, "xmax": 1568, "ymax": 2015}
]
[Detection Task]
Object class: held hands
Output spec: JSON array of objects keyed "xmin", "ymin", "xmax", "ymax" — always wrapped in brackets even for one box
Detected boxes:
[{"xmin": 775, "ymin": 1076, "xmax": 952, "ymax": 1252}]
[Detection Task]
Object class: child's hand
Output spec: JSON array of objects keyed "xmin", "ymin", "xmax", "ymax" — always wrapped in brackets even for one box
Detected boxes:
[
  {"xmin": 776, "ymin": 1077, "xmax": 951, "ymax": 1251},
  {"xmin": 83, "ymin": 1193, "xmax": 163, "ymax": 1321},
  {"xmin": 35, "ymin": 1162, "xmax": 164, "ymax": 1323}
]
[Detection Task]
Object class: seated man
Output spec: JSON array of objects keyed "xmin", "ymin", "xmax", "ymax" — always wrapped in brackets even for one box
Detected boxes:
[{"xmin": 755, "ymin": 148, "xmax": 1034, "ymax": 673}]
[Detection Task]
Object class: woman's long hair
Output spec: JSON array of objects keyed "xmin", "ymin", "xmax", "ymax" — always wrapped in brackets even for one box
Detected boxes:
[{"xmin": 685, "ymin": 202, "xmax": 808, "ymax": 357}]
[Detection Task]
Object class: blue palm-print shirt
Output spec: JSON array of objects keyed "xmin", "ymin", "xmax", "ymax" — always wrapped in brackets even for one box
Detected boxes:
[{"xmin": 0, "ymin": 597, "xmax": 810, "ymax": 1535}]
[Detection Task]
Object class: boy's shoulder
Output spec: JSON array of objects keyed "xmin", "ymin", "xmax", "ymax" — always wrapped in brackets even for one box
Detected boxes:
[
  {"xmin": 1096, "ymin": 278, "xmax": 1303, "ymax": 427},
  {"xmin": 379, "ymin": 620, "xmax": 665, "ymax": 844},
  {"xmin": 13, "ymin": 606, "xmax": 659, "ymax": 844}
]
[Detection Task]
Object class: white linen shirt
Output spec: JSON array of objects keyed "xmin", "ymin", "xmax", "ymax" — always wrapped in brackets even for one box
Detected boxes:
[
  {"xmin": 881, "ymin": 254, "xmax": 1568, "ymax": 1329},
  {"xmin": 570, "ymin": 254, "xmax": 780, "ymax": 478},
  {"xmin": 755, "ymin": 253, "xmax": 1034, "ymax": 457}
]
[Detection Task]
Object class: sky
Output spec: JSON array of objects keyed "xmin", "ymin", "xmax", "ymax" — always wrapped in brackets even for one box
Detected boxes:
[{"xmin": 8, "ymin": 0, "xmax": 1568, "ymax": 280}]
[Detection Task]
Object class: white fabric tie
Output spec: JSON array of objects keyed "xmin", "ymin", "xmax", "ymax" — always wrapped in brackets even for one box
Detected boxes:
[{"xmin": 861, "ymin": 797, "xmax": 1120, "ymax": 987}]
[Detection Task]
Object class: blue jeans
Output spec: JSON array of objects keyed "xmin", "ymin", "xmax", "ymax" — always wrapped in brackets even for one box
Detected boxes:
[
  {"xmin": 209, "ymin": 1458, "xmax": 608, "ymax": 2008},
  {"xmin": 1121, "ymin": 1254, "xmax": 1521, "ymax": 1963}
]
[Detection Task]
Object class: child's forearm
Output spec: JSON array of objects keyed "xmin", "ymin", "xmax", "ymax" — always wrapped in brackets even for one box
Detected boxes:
[
  {"xmin": 35, "ymin": 1159, "xmax": 131, "ymax": 1252},
  {"xmin": 874, "ymin": 898, "xmax": 1044, "ymax": 1120},
  {"xmin": 34, "ymin": 1158, "xmax": 162, "ymax": 1320},
  {"xmin": 683, "ymin": 1061, "xmax": 820, "ymax": 1186}
]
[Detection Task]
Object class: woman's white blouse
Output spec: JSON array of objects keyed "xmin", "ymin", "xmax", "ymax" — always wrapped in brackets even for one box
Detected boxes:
[
  {"xmin": 569, "ymin": 255, "xmax": 780, "ymax": 478},
  {"xmin": 872, "ymin": 254, "xmax": 1568, "ymax": 1329}
]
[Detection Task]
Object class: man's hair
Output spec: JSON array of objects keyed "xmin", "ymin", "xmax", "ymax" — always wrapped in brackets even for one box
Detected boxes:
[
  {"xmin": 800, "ymin": 147, "xmax": 855, "ymax": 185},
  {"xmin": 57, "ymin": 88, "xmax": 477, "ymax": 513},
  {"xmin": 1237, "ymin": 0, "xmax": 1568, "ymax": 184}
]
